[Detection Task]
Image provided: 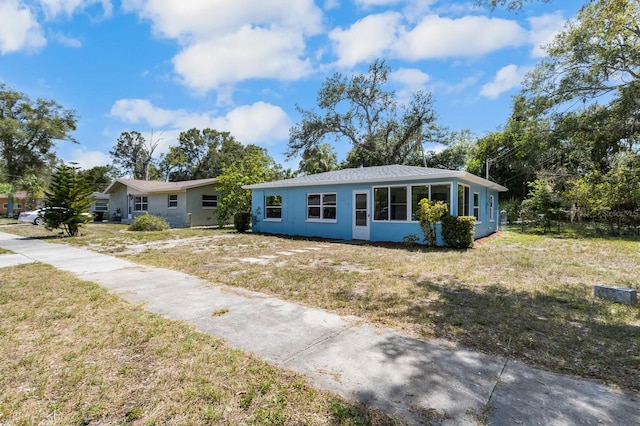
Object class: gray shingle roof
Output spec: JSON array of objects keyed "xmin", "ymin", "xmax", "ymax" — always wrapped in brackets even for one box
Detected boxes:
[
  {"xmin": 244, "ymin": 165, "xmax": 507, "ymax": 191},
  {"xmin": 105, "ymin": 177, "xmax": 218, "ymax": 194}
]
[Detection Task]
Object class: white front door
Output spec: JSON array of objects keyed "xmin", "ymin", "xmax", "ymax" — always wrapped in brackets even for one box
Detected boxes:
[{"xmin": 352, "ymin": 191, "xmax": 370, "ymax": 240}]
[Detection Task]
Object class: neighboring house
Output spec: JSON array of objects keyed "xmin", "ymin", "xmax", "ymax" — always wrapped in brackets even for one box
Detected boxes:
[
  {"xmin": 245, "ymin": 165, "xmax": 508, "ymax": 244},
  {"xmin": 0, "ymin": 190, "xmax": 29, "ymax": 217},
  {"xmin": 104, "ymin": 178, "xmax": 219, "ymax": 227},
  {"xmin": 90, "ymin": 192, "xmax": 110, "ymax": 221}
]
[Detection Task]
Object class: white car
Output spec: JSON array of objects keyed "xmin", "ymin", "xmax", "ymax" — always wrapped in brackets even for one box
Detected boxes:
[
  {"xmin": 18, "ymin": 209, "xmax": 46, "ymax": 225},
  {"xmin": 18, "ymin": 208, "xmax": 93, "ymax": 225}
]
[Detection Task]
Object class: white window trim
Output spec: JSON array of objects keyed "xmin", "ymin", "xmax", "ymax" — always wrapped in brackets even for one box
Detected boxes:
[
  {"xmin": 409, "ymin": 182, "xmax": 453, "ymax": 221},
  {"xmin": 168, "ymin": 194, "xmax": 178, "ymax": 209},
  {"xmin": 265, "ymin": 195, "xmax": 283, "ymax": 222},
  {"xmin": 133, "ymin": 195, "xmax": 148, "ymax": 212},
  {"xmin": 373, "ymin": 185, "xmax": 409, "ymax": 222},
  {"xmin": 489, "ymin": 195, "xmax": 495, "ymax": 222},
  {"xmin": 457, "ymin": 184, "xmax": 470, "ymax": 217},
  {"xmin": 306, "ymin": 192, "xmax": 337, "ymax": 223},
  {"xmin": 473, "ymin": 192, "xmax": 481, "ymax": 224},
  {"xmin": 202, "ymin": 194, "xmax": 218, "ymax": 209}
]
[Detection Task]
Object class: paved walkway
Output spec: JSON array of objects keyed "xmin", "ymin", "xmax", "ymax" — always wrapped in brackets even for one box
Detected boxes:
[{"xmin": 1, "ymin": 231, "xmax": 638, "ymax": 425}]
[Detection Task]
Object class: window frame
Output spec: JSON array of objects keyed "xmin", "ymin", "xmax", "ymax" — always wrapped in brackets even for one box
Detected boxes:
[
  {"xmin": 457, "ymin": 184, "xmax": 470, "ymax": 217},
  {"xmin": 373, "ymin": 186, "xmax": 409, "ymax": 221},
  {"xmin": 473, "ymin": 192, "xmax": 480, "ymax": 222},
  {"xmin": 167, "ymin": 194, "xmax": 178, "ymax": 209},
  {"xmin": 134, "ymin": 196, "xmax": 148, "ymax": 212},
  {"xmin": 94, "ymin": 201, "xmax": 108, "ymax": 212},
  {"xmin": 202, "ymin": 194, "xmax": 218, "ymax": 209},
  {"xmin": 489, "ymin": 195, "xmax": 495, "ymax": 222},
  {"xmin": 306, "ymin": 192, "xmax": 337, "ymax": 223},
  {"xmin": 265, "ymin": 195, "xmax": 282, "ymax": 221},
  {"xmin": 410, "ymin": 183, "xmax": 452, "ymax": 221}
]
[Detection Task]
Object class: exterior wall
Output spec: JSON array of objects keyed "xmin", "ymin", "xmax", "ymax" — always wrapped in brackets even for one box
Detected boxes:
[
  {"xmin": 251, "ymin": 178, "xmax": 501, "ymax": 244},
  {"xmin": 108, "ymin": 182, "xmax": 219, "ymax": 227},
  {"xmin": 0, "ymin": 195, "xmax": 28, "ymax": 217},
  {"xmin": 185, "ymin": 186, "xmax": 219, "ymax": 227}
]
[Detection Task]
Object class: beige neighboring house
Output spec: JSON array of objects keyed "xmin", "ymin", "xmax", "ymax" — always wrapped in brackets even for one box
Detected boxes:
[{"xmin": 104, "ymin": 178, "xmax": 219, "ymax": 227}]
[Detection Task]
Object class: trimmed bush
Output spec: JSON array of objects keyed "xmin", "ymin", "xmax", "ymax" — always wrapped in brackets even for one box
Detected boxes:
[
  {"xmin": 128, "ymin": 213, "xmax": 169, "ymax": 231},
  {"xmin": 441, "ymin": 215, "xmax": 476, "ymax": 249},
  {"xmin": 234, "ymin": 212, "xmax": 251, "ymax": 233}
]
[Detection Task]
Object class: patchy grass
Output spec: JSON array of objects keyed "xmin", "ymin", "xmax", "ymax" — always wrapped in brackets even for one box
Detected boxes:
[
  {"xmin": 0, "ymin": 263, "xmax": 400, "ymax": 425},
  {"xmin": 3, "ymin": 224, "xmax": 640, "ymax": 395}
]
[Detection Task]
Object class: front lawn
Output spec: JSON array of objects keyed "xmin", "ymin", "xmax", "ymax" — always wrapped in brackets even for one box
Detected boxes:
[{"xmin": 3, "ymin": 223, "xmax": 639, "ymax": 395}]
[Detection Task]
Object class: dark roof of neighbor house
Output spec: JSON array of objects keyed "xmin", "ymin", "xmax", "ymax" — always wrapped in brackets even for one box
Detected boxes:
[
  {"xmin": 104, "ymin": 177, "xmax": 218, "ymax": 194},
  {"xmin": 244, "ymin": 165, "xmax": 508, "ymax": 192}
]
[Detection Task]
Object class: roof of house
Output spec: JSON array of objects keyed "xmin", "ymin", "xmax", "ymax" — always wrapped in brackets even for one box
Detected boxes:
[
  {"xmin": 0, "ymin": 190, "xmax": 29, "ymax": 199},
  {"xmin": 104, "ymin": 177, "xmax": 218, "ymax": 194},
  {"xmin": 244, "ymin": 165, "xmax": 508, "ymax": 192}
]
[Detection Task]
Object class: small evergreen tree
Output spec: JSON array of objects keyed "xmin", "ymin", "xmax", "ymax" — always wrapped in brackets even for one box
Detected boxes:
[
  {"xmin": 416, "ymin": 199, "xmax": 448, "ymax": 247},
  {"xmin": 43, "ymin": 164, "xmax": 94, "ymax": 237}
]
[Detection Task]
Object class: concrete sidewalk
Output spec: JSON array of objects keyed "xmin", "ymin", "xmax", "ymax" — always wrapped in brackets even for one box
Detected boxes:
[{"xmin": 1, "ymin": 231, "xmax": 638, "ymax": 425}]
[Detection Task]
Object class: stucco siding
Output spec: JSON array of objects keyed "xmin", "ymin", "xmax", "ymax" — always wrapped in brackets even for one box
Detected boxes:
[{"xmin": 251, "ymin": 177, "xmax": 502, "ymax": 244}]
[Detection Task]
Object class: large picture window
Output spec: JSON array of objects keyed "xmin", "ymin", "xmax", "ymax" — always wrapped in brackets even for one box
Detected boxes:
[
  {"xmin": 134, "ymin": 196, "xmax": 148, "ymax": 211},
  {"xmin": 307, "ymin": 193, "xmax": 336, "ymax": 221},
  {"xmin": 410, "ymin": 184, "xmax": 451, "ymax": 220},
  {"xmin": 265, "ymin": 195, "xmax": 282, "ymax": 220},
  {"xmin": 374, "ymin": 186, "xmax": 407, "ymax": 221},
  {"xmin": 202, "ymin": 194, "xmax": 218, "ymax": 208}
]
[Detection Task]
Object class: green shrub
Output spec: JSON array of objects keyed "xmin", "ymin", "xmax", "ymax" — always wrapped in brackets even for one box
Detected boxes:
[
  {"xmin": 441, "ymin": 215, "xmax": 476, "ymax": 249},
  {"xmin": 128, "ymin": 213, "xmax": 169, "ymax": 231},
  {"xmin": 233, "ymin": 212, "xmax": 251, "ymax": 233}
]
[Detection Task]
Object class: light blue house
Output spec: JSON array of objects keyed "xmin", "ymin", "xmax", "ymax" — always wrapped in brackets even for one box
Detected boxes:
[{"xmin": 245, "ymin": 165, "xmax": 508, "ymax": 244}]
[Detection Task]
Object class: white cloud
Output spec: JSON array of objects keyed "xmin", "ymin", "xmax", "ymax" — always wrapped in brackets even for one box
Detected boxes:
[
  {"xmin": 109, "ymin": 99, "xmax": 292, "ymax": 146},
  {"xmin": 67, "ymin": 148, "xmax": 112, "ymax": 169},
  {"xmin": 528, "ymin": 11, "xmax": 567, "ymax": 58},
  {"xmin": 53, "ymin": 32, "xmax": 81, "ymax": 48},
  {"xmin": 394, "ymin": 15, "xmax": 528, "ymax": 60},
  {"xmin": 0, "ymin": 0, "xmax": 46, "ymax": 54},
  {"xmin": 122, "ymin": 0, "xmax": 323, "ymax": 92},
  {"xmin": 38, "ymin": 0, "xmax": 113, "ymax": 19},
  {"xmin": 329, "ymin": 12, "xmax": 402, "ymax": 67},
  {"xmin": 480, "ymin": 64, "xmax": 533, "ymax": 99},
  {"xmin": 391, "ymin": 67, "xmax": 430, "ymax": 89},
  {"xmin": 173, "ymin": 26, "xmax": 311, "ymax": 91}
]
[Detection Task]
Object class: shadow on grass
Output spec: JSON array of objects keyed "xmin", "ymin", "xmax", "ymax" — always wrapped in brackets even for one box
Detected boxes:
[{"xmin": 394, "ymin": 280, "xmax": 640, "ymax": 395}]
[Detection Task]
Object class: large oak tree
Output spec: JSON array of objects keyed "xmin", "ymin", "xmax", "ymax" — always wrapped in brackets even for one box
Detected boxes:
[{"xmin": 287, "ymin": 59, "xmax": 441, "ymax": 167}]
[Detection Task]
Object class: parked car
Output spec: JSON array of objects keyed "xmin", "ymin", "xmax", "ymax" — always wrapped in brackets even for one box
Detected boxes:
[
  {"xmin": 18, "ymin": 208, "xmax": 93, "ymax": 225},
  {"xmin": 18, "ymin": 209, "xmax": 46, "ymax": 225}
]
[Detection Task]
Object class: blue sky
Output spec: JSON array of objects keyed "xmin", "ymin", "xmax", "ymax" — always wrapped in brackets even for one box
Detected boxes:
[{"xmin": 0, "ymin": 0, "xmax": 581, "ymax": 172}]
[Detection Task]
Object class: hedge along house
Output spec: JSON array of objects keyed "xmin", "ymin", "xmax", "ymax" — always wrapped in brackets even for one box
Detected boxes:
[
  {"xmin": 244, "ymin": 165, "xmax": 508, "ymax": 244},
  {"xmin": 104, "ymin": 178, "xmax": 219, "ymax": 228}
]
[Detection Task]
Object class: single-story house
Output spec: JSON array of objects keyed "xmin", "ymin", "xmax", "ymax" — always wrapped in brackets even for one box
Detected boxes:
[
  {"xmin": 1, "ymin": 190, "xmax": 33, "ymax": 217},
  {"xmin": 244, "ymin": 165, "xmax": 508, "ymax": 244},
  {"xmin": 104, "ymin": 178, "xmax": 219, "ymax": 227}
]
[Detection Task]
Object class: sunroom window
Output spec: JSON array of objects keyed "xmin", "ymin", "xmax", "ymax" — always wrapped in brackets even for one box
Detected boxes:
[
  {"xmin": 374, "ymin": 186, "xmax": 407, "ymax": 221},
  {"xmin": 410, "ymin": 184, "xmax": 451, "ymax": 220}
]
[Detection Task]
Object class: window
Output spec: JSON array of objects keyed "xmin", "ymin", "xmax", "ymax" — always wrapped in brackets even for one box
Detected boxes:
[
  {"xmin": 410, "ymin": 184, "xmax": 451, "ymax": 220},
  {"xmin": 168, "ymin": 194, "xmax": 178, "ymax": 208},
  {"xmin": 457, "ymin": 184, "xmax": 470, "ymax": 216},
  {"xmin": 202, "ymin": 194, "xmax": 217, "ymax": 208},
  {"xmin": 374, "ymin": 186, "xmax": 407, "ymax": 221},
  {"xmin": 473, "ymin": 192, "xmax": 480, "ymax": 221},
  {"xmin": 2, "ymin": 203, "xmax": 22, "ymax": 210},
  {"xmin": 134, "ymin": 196, "xmax": 148, "ymax": 211},
  {"xmin": 94, "ymin": 202, "xmax": 108, "ymax": 212},
  {"xmin": 489, "ymin": 195, "xmax": 495, "ymax": 221},
  {"xmin": 265, "ymin": 195, "xmax": 282, "ymax": 220},
  {"xmin": 307, "ymin": 193, "xmax": 336, "ymax": 221}
]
